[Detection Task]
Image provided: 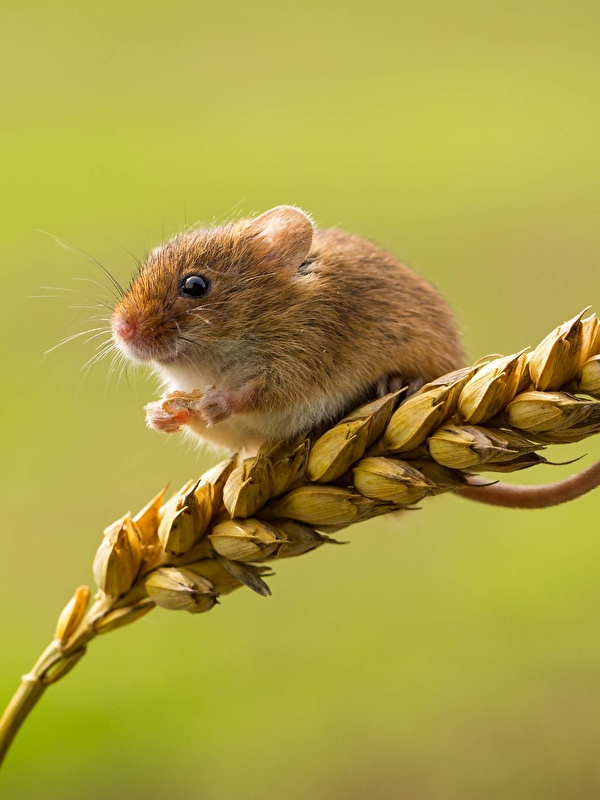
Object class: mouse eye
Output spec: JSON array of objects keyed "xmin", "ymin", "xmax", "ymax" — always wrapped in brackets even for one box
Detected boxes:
[{"xmin": 179, "ymin": 274, "xmax": 210, "ymax": 298}]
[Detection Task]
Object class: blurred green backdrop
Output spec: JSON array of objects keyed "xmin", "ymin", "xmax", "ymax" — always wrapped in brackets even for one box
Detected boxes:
[{"xmin": 1, "ymin": 0, "xmax": 600, "ymax": 797}]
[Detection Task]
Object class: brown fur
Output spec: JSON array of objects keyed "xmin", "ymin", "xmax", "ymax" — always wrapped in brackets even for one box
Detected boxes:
[{"xmin": 112, "ymin": 207, "xmax": 464, "ymax": 451}]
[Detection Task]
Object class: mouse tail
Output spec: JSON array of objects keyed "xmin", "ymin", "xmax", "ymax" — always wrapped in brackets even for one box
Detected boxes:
[{"xmin": 457, "ymin": 460, "xmax": 600, "ymax": 509}]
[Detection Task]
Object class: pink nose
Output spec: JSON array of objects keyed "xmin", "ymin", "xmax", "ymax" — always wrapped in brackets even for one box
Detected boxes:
[{"xmin": 113, "ymin": 316, "xmax": 138, "ymax": 342}]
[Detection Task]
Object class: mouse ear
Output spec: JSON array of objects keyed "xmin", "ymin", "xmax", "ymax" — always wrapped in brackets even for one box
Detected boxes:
[{"xmin": 245, "ymin": 206, "xmax": 314, "ymax": 269}]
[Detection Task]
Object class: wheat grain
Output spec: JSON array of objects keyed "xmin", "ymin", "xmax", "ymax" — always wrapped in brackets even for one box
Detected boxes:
[{"xmin": 2, "ymin": 309, "xmax": 600, "ymax": 767}]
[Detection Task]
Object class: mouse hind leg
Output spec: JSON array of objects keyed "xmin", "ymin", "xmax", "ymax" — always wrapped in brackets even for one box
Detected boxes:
[{"xmin": 375, "ymin": 373, "xmax": 424, "ymax": 398}]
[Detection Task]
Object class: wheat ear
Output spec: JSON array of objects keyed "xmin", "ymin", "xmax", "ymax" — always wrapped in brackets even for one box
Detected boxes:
[{"xmin": 1, "ymin": 309, "xmax": 599, "ymax": 767}]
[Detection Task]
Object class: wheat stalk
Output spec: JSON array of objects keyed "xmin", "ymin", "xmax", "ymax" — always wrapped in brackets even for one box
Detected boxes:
[{"xmin": 1, "ymin": 309, "xmax": 599, "ymax": 767}]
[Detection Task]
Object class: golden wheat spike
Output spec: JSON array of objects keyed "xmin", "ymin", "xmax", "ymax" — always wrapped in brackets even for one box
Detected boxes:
[{"xmin": 1, "ymin": 309, "xmax": 600, "ymax": 768}]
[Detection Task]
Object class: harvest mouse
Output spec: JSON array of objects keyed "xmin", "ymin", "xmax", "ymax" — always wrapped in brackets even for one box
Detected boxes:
[
  {"xmin": 112, "ymin": 205, "xmax": 600, "ymax": 508},
  {"xmin": 112, "ymin": 205, "xmax": 464, "ymax": 452}
]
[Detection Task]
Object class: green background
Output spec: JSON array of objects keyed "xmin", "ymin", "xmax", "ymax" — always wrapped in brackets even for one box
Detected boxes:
[{"xmin": 1, "ymin": 0, "xmax": 600, "ymax": 797}]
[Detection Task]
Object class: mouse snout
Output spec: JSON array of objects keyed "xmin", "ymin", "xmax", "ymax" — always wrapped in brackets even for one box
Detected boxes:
[
  {"xmin": 111, "ymin": 307, "xmax": 180, "ymax": 364},
  {"xmin": 111, "ymin": 310, "xmax": 151, "ymax": 362},
  {"xmin": 112, "ymin": 314, "xmax": 138, "ymax": 343}
]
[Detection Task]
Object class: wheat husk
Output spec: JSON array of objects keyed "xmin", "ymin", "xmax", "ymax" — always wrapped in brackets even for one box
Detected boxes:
[{"xmin": 2, "ymin": 308, "xmax": 600, "ymax": 767}]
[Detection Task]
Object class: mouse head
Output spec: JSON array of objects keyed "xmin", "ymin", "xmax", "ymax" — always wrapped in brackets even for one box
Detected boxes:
[{"xmin": 112, "ymin": 206, "xmax": 315, "ymax": 367}]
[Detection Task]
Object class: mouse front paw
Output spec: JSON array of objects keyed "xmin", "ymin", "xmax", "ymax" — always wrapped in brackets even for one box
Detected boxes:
[
  {"xmin": 197, "ymin": 388, "xmax": 235, "ymax": 427},
  {"xmin": 144, "ymin": 399, "xmax": 192, "ymax": 434}
]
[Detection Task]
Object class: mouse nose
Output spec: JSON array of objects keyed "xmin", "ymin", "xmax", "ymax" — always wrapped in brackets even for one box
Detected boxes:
[{"xmin": 113, "ymin": 315, "xmax": 138, "ymax": 342}]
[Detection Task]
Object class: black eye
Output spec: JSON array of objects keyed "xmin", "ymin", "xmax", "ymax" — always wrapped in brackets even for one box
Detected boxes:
[{"xmin": 179, "ymin": 274, "xmax": 210, "ymax": 298}]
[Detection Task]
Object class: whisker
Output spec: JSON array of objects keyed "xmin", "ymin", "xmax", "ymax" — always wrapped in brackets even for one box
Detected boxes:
[
  {"xmin": 102, "ymin": 236, "xmax": 143, "ymax": 271},
  {"xmin": 107, "ymin": 350, "xmax": 127, "ymax": 380},
  {"xmin": 84, "ymin": 330, "xmax": 112, "ymax": 346},
  {"xmin": 186, "ymin": 310, "xmax": 213, "ymax": 325},
  {"xmin": 172, "ymin": 320, "xmax": 204, "ymax": 351},
  {"xmin": 37, "ymin": 230, "xmax": 126, "ymax": 299},
  {"xmin": 69, "ymin": 308, "xmax": 112, "ymax": 317},
  {"xmin": 40, "ymin": 285, "xmax": 76, "ymax": 293},
  {"xmin": 64, "ymin": 295, "xmax": 114, "ymax": 313},
  {"xmin": 44, "ymin": 327, "xmax": 108, "ymax": 355},
  {"xmin": 81, "ymin": 342, "xmax": 115, "ymax": 373},
  {"xmin": 91, "ymin": 300, "xmax": 115, "ymax": 312},
  {"xmin": 71, "ymin": 276, "xmax": 119, "ymax": 304},
  {"xmin": 117, "ymin": 358, "xmax": 135, "ymax": 391},
  {"xmin": 92, "ymin": 335, "xmax": 116, "ymax": 352},
  {"xmin": 106, "ymin": 350, "xmax": 127, "ymax": 391},
  {"xmin": 177, "ymin": 348, "xmax": 200, "ymax": 375}
]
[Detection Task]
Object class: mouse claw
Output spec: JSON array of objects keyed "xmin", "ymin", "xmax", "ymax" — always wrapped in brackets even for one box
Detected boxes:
[{"xmin": 145, "ymin": 400, "xmax": 191, "ymax": 434}]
